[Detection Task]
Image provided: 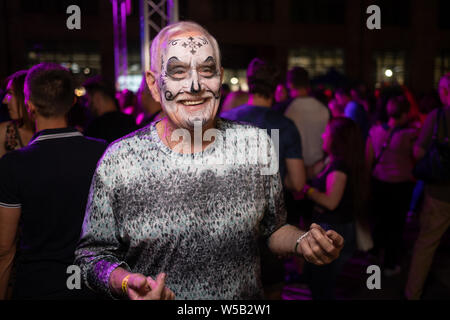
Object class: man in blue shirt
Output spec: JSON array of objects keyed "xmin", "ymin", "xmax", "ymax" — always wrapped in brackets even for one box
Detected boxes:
[
  {"xmin": 221, "ymin": 58, "xmax": 305, "ymax": 191},
  {"xmin": 221, "ymin": 58, "xmax": 306, "ymax": 298},
  {"xmin": 335, "ymin": 88, "xmax": 369, "ymax": 140}
]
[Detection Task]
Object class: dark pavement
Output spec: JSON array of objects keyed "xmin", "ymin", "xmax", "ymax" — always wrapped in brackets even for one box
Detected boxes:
[{"xmin": 282, "ymin": 212, "xmax": 450, "ymax": 300}]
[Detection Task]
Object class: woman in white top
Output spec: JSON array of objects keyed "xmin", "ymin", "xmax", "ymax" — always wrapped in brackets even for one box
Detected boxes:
[{"xmin": 366, "ymin": 95, "xmax": 418, "ymax": 275}]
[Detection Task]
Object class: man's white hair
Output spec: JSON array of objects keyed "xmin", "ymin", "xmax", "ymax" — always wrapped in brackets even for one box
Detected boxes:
[{"xmin": 150, "ymin": 21, "xmax": 221, "ymax": 76}]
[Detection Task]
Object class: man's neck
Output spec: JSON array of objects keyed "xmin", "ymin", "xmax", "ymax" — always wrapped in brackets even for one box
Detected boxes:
[
  {"xmin": 158, "ymin": 116, "xmax": 217, "ymax": 153},
  {"xmin": 35, "ymin": 116, "xmax": 68, "ymax": 132},
  {"xmin": 247, "ymin": 94, "xmax": 272, "ymax": 107},
  {"xmin": 97, "ymin": 100, "xmax": 117, "ymax": 116},
  {"xmin": 290, "ymin": 88, "xmax": 308, "ymax": 98}
]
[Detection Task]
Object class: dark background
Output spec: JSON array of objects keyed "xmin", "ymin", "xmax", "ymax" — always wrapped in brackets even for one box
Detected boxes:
[{"xmin": 0, "ymin": 0, "xmax": 449, "ymax": 94}]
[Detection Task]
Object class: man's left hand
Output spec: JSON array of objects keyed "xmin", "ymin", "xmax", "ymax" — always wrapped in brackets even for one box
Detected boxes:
[{"xmin": 297, "ymin": 223, "xmax": 344, "ymax": 265}]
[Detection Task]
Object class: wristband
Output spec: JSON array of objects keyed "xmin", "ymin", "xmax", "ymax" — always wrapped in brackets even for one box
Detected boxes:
[
  {"xmin": 294, "ymin": 232, "xmax": 309, "ymax": 255},
  {"xmin": 307, "ymin": 187, "xmax": 316, "ymax": 196},
  {"xmin": 121, "ymin": 274, "xmax": 131, "ymax": 295}
]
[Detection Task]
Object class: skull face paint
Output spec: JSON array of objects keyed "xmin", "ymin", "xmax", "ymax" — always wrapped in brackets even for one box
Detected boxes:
[{"xmin": 158, "ymin": 35, "xmax": 222, "ymax": 129}]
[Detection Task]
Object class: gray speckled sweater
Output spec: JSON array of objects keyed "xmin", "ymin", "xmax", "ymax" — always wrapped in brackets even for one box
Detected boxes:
[{"xmin": 74, "ymin": 118, "xmax": 286, "ymax": 300}]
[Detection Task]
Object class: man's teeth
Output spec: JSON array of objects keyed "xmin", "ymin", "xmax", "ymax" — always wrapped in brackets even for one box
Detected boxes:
[{"xmin": 181, "ymin": 99, "xmax": 205, "ymax": 106}]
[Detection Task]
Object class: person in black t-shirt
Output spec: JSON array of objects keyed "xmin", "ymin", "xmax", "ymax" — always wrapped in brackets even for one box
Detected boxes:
[
  {"xmin": 301, "ymin": 117, "xmax": 369, "ymax": 300},
  {"xmin": 0, "ymin": 63, "xmax": 107, "ymax": 299},
  {"xmin": 83, "ymin": 77, "xmax": 137, "ymax": 143}
]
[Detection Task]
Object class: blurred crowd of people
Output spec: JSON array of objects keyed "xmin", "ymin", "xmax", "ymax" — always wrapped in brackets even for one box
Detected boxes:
[{"xmin": 0, "ymin": 53, "xmax": 449, "ymax": 300}]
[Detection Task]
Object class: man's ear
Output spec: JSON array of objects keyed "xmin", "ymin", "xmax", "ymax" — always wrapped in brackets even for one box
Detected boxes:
[
  {"xmin": 26, "ymin": 100, "xmax": 37, "ymax": 119},
  {"xmin": 219, "ymin": 67, "xmax": 224, "ymax": 85},
  {"xmin": 146, "ymin": 70, "xmax": 161, "ymax": 104}
]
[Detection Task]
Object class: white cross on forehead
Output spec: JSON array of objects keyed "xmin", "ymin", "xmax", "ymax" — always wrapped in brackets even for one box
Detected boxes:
[{"xmin": 162, "ymin": 35, "xmax": 217, "ymax": 70}]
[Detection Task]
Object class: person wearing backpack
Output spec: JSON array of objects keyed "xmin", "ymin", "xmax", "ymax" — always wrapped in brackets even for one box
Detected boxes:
[{"xmin": 405, "ymin": 73, "xmax": 450, "ymax": 300}]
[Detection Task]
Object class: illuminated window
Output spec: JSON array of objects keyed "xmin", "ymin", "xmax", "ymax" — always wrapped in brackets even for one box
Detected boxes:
[
  {"xmin": 373, "ymin": 51, "xmax": 406, "ymax": 87},
  {"xmin": 223, "ymin": 69, "xmax": 248, "ymax": 92},
  {"xmin": 26, "ymin": 41, "xmax": 101, "ymax": 87},
  {"xmin": 435, "ymin": 51, "xmax": 450, "ymax": 86},
  {"xmin": 288, "ymin": 48, "xmax": 345, "ymax": 78}
]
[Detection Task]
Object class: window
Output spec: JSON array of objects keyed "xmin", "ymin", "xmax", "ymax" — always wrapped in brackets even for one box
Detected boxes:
[
  {"xmin": 223, "ymin": 69, "xmax": 248, "ymax": 92},
  {"xmin": 373, "ymin": 51, "xmax": 406, "ymax": 87},
  {"xmin": 290, "ymin": 0, "xmax": 346, "ymax": 25},
  {"xmin": 288, "ymin": 48, "xmax": 345, "ymax": 78},
  {"xmin": 26, "ymin": 41, "xmax": 101, "ymax": 85},
  {"xmin": 435, "ymin": 51, "xmax": 450, "ymax": 87}
]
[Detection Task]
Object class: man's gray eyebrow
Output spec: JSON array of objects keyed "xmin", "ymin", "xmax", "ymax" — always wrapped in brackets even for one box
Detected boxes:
[
  {"xmin": 203, "ymin": 56, "xmax": 216, "ymax": 64},
  {"xmin": 167, "ymin": 56, "xmax": 182, "ymax": 64}
]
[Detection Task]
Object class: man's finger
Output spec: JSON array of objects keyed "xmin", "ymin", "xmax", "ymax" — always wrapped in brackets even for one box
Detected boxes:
[
  {"xmin": 310, "ymin": 228, "xmax": 335, "ymax": 257},
  {"xmin": 300, "ymin": 236, "xmax": 325, "ymax": 265},
  {"xmin": 147, "ymin": 276, "xmax": 157, "ymax": 290},
  {"xmin": 310, "ymin": 223, "xmax": 326, "ymax": 234},
  {"xmin": 151, "ymin": 273, "xmax": 166, "ymax": 298},
  {"xmin": 305, "ymin": 231, "xmax": 330, "ymax": 264},
  {"xmin": 326, "ymin": 230, "xmax": 345, "ymax": 248},
  {"xmin": 129, "ymin": 274, "xmax": 147, "ymax": 291},
  {"xmin": 162, "ymin": 287, "xmax": 173, "ymax": 300}
]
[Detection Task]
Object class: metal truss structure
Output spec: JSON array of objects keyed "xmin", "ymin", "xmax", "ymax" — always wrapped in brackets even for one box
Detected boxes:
[{"xmin": 140, "ymin": 0, "xmax": 179, "ymax": 73}]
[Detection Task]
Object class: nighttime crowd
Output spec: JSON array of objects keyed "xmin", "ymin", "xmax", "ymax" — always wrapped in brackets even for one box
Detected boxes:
[{"xmin": 0, "ymin": 21, "xmax": 449, "ymax": 301}]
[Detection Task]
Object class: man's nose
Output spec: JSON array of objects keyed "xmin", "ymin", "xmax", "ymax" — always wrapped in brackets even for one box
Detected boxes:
[{"xmin": 190, "ymin": 71, "xmax": 201, "ymax": 94}]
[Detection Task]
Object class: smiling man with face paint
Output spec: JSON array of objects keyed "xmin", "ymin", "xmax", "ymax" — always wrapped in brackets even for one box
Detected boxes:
[{"xmin": 74, "ymin": 21, "xmax": 344, "ymax": 300}]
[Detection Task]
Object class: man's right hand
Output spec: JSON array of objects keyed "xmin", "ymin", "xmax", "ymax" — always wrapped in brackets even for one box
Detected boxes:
[
  {"xmin": 109, "ymin": 268, "xmax": 175, "ymax": 300},
  {"xmin": 125, "ymin": 272, "xmax": 175, "ymax": 300}
]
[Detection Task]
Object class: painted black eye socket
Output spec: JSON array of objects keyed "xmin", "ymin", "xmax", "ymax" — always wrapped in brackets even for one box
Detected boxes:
[
  {"xmin": 198, "ymin": 67, "xmax": 215, "ymax": 77},
  {"xmin": 168, "ymin": 67, "xmax": 188, "ymax": 79}
]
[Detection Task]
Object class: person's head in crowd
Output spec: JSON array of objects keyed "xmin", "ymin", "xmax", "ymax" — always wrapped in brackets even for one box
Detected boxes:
[
  {"xmin": 374, "ymin": 85, "xmax": 404, "ymax": 124},
  {"xmin": 286, "ymin": 66, "xmax": 309, "ymax": 98},
  {"xmin": 386, "ymin": 95, "xmax": 410, "ymax": 126},
  {"xmin": 274, "ymin": 83, "xmax": 288, "ymax": 103},
  {"xmin": 137, "ymin": 76, "xmax": 162, "ymax": 117},
  {"xmin": 24, "ymin": 63, "xmax": 75, "ymax": 122},
  {"xmin": 246, "ymin": 58, "xmax": 278, "ymax": 104},
  {"xmin": 335, "ymin": 88, "xmax": 352, "ymax": 107},
  {"xmin": 322, "ymin": 117, "xmax": 368, "ymax": 218},
  {"xmin": 329, "ymin": 98, "xmax": 346, "ymax": 118},
  {"xmin": 219, "ymin": 91, "xmax": 248, "ymax": 114},
  {"xmin": 438, "ymin": 72, "xmax": 450, "ymax": 107},
  {"xmin": 3, "ymin": 70, "xmax": 34, "ymax": 130},
  {"xmin": 117, "ymin": 89, "xmax": 137, "ymax": 115},
  {"xmin": 83, "ymin": 76, "xmax": 119, "ymax": 117},
  {"xmin": 145, "ymin": 21, "xmax": 223, "ymax": 130}
]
